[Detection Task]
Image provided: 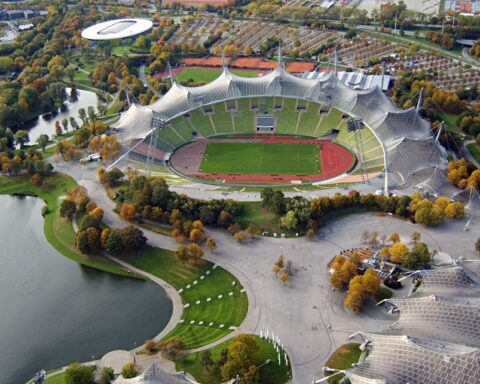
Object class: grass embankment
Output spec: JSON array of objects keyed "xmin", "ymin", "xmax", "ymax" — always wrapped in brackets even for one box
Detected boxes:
[
  {"xmin": 176, "ymin": 68, "xmax": 259, "ymax": 83},
  {"xmin": 200, "ymin": 143, "xmax": 321, "ymax": 175},
  {"xmin": 44, "ymin": 373, "xmax": 66, "ymax": 384},
  {"xmin": 467, "ymin": 143, "xmax": 480, "ymax": 164},
  {"xmin": 175, "ymin": 335, "xmax": 291, "ymax": 384},
  {"xmin": 325, "ymin": 343, "xmax": 362, "ymax": 384},
  {"xmin": 0, "ymin": 174, "xmax": 138, "ymax": 278},
  {"xmin": 121, "ymin": 247, "xmax": 248, "ymax": 349}
]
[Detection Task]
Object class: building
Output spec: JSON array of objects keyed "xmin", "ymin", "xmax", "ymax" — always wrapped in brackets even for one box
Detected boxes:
[{"xmin": 81, "ymin": 18, "xmax": 153, "ymax": 42}]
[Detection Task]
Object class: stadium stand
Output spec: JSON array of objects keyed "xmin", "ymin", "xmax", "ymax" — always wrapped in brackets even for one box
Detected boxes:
[
  {"xmin": 188, "ymin": 109, "xmax": 216, "ymax": 137},
  {"xmin": 210, "ymin": 102, "xmax": 235, "ymax": 133},
  {"xmin": 276, "ymin": 98, "xmax": 300, "ymax": 134}
]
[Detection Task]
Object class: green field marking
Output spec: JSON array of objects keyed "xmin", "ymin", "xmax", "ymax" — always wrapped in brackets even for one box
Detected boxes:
[
  {"xmin": 121, "ymin": 247, "xmax": 248, "ymax": 349},
  {"xmin": 199, "ymin": 143, "xmax": 321, "ymax": 175}
]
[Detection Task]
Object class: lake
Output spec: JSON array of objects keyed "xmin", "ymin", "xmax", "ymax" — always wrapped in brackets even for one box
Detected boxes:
[
  {"xmin": 23, "ymin": 88, "xmax": 98, "ymax": 142},
  {"xmin": 0, "ymin": 195, "xmax": 173, "ymax": 384}
]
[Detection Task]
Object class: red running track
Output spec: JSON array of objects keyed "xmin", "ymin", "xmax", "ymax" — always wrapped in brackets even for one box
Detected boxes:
[{"xmin": 176, "ymin": 138, "xmax": 355, "ymax": 185}]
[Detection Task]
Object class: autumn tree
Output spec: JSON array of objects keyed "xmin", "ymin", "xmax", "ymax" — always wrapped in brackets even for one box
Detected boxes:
[
  {"xmin": 411, "ymin": 231, "xmax": 421, "ymax": 244},
  {"xmin": 389, "ymin": 242, "xmax": 409, "ymax": 264},
  {"xmin": 206, "ymin": 237, "xmax": 217, "ymax": 254},
  {"xmin": 389, "ymin": 232, "xmax": 400, "ymax": 243},
  {"xmin": 280, "ymin": 272, "xmax": 289, "ymax": 285},
  {"xmin": 120, "ymin": 203, "xmax": 136, "ymax": 221}
]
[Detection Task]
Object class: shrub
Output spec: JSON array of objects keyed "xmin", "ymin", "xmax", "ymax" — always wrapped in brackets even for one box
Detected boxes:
[{"xmin": 121, "ymin": 362, "xmax": 137, "ymax": 379}]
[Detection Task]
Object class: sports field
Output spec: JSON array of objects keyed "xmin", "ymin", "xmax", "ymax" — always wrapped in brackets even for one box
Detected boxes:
[
  {"xmin": 199, "ymin": 143, "xmax": 321, "ymax": 174},
  {"xmin": 176, "ymin": 68, "xmax": 259, "ymax": 83}
]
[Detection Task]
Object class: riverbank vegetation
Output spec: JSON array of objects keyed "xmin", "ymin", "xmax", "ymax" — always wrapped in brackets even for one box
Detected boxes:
[
  {"xmin": 0, "ymin": 173, "xmax": 138, "ymax": 278},
  {"xmin": 122, "ymin": 246, "xmax": 248, "ymax": 349}
]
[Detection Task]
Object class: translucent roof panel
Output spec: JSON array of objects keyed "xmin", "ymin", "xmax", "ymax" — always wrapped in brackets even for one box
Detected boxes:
[{"xmin": 346, "ymin": 333, "xmax": 480, "ymax": 384}]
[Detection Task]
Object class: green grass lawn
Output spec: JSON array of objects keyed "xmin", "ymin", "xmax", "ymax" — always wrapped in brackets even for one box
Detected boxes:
[
  {"xmin": 44, "ymin": 373, "xmax": 66, "ymax": 384},
  {"xmin": 325, "ymin": 343, "xmax": 362, "ymax": 384},
  {"xmin": 175, "ymin": 335, "xmax": 291, "ymax": 384},
  {"xmin": 121, "ymin": 247, "xmax": 248, "ymax": 349},
  {"xmin": 467, "ymin": 142, "xmax": 480, "ymax": 164},
  {"xmin": 0, "ymin": 174, "xmax": 138, "ymax": 279},
  {"xmin": 199, "ymin": 143, "xmax": 321, "ymax": 175},
  {"xmin": 236, "ymin": 201, "xmax": 297, "ymax": 235},
  {"xmin": 176, "ymin": 68, "xmax": 259, "ymax": 84}
]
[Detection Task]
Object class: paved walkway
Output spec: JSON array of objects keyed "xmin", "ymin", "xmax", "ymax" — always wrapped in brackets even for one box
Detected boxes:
[{"xmin": 53, "ymin": 160, "xmax": 480, "ymax": 383}]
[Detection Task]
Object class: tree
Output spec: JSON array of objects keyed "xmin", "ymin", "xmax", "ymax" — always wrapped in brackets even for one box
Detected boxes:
[
  {"xmin": 361, "ymin": 230, "xmax": 370, "ymax": 244},
  {"xmin": 246, "ymin": 223, "xmax": 260, "ymax": 239},
  {"xmin": 105, "ymin": 229, "xmax": 125, "ymax": 255},
  {"xmin": 206, "ymin": 237, "xmax": 217, "ymax": 254},
  {"xmin": 98, "ymin": 367, "xmax": 114, "ymax": 384},
  {"xmin": 176, "ymin": 243, "xmax": 204, "ymax": 265},
  {"xmin": 121, "ymin": 363, "xmax": 137, "ymax": 379},
  {"xmin": 411, "ymin": 231, "xmax": 421, "ymax": 244},
  {"xmin": 78, "ymin": 107, "xmax": 87, "ymax": 124},
  {"xmin": 14, "ymin": 130, "xmax": 30, "ymax": 148},
  {"xmin": 273, "ymin": 264, "xmax": 281, "ymax": 277},
  {"xmin": 280, "ymin": 210, "xmax": 298, "ymax": 229},
  {"xmin": 122, "ymin": 226, "xmax": 147, "ymax": 251},
  {"xmin": 36, "ymin": 134, "xmax": 49, "ymax": 152},
  {"xmin": 120, "ymin": 203, "xmax": 137, "ymax": 221},
  {"xmin": 105, "ymin": 167, "xmax": 124, "ymax": 186},
  {"xmin": 200, "ymin": 350, "xmax": 214, "ymax": 372},
  {"xmin": 444, "ymin": 202, "xmax": 465, "ymax": 219},
  {"xmin": 344, "ymin": 276, "xmax": 366, "ymax": 312},
  {"xmin": 389, "ymin": 242, "xmax": 409, "ymax": 264},
  {"xmin": 306, "ymin": 228, "xmax": 315, "ymax": 239},
  {"xmin": 62, "ymin": 118, "xmax": 69, "ymax": 132},
  {"xmin": 361, "ymin": 269, "xmax": 381, "ymax": 296},
  {"xmin": 275, "ymin": 255, "xmax": 285, "ymax": 269},
  {"xmin": 60, "ymin": 199, "xmax": 77, "ymax": 218},
  {"xmin": 221, "ymin": 334, "xmax": 259, "ymax": 382},
  {"xmin": 64, "ymin": 363, "xmax": 95, "ymax": 384},
  {"xmin": 389, "ymin": 232, "xmax": 400, "ymax": 243},
  {"xmin": 280, "ymin": 271, "xmax": 289, "ymax": 285}
]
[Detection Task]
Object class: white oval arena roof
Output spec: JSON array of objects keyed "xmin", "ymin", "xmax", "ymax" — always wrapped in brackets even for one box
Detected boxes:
[{"xmin": 81, "ymin": 18, "xmax": 153, "ymax": 41}]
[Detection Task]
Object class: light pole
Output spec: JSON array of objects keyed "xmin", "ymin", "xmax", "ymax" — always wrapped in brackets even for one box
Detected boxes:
[{"xmin": 347, "ymin": 118, "xmax": 368, "ymax": 183}]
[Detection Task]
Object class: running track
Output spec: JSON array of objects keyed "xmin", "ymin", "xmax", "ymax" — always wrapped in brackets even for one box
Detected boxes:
[{"xmin": 170, "ymin": 137, "xmax": 355, "ymax": 184}]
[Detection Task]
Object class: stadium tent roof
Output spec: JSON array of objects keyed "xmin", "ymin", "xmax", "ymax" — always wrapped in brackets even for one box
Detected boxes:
[
  {"xmin": 346, "ymin": 333, "xmax": 480, "ymax": 384},
  {"xmin": 415, "ymin": 266, "xmax": 480, "ymax": 296},
  {"xmin": 113, "ymin": 65, "xmax": 445, "ymax": 182},
  {"xmin": 382, "ymin": 295, "xmax": 480, "ymax": 348},
  {"xmin": 81, "ymin": 18, "xmax": 153, "ymax": 41},
  {"xmin": 417, "ymin": 166, "xmax": 464, "ymax": 198}
]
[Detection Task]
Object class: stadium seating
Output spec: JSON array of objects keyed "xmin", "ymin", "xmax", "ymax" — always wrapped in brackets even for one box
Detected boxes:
[
  {"xmin": 169, "ymin": 116, "xmax": 195, "ymax": 141},
  {"xmin": 211, "ymin": 102, "xmax": 235, "ymax": 133},
  {"xmin": 276, "ymin": 98, "xmax": 299, "ymax": 134},
  {"xmin": 296, "ymin": 102, "xmax": 323, "ymax": 136},
  {"xmin": 188, "ymin": 109, "xmax": 216, "ymax": 136},
  {"xmin": 233, "ymin": 98, "xmax": 255, "ymax": 133}
]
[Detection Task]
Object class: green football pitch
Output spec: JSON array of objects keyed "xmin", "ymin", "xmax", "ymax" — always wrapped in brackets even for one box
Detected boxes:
[{"xmin": 199, "ymin": 143, "xmax": 321, "ymax": 174}]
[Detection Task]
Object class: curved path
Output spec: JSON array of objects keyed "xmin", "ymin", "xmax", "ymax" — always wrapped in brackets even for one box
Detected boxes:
[{"xmin": 55, "ymin": 160, "xmax": 480, "ymax": 383}]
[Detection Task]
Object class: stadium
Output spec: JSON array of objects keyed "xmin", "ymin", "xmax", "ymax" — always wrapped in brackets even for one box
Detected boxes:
[
  {"xmin": 81, "ymin": 18, "xmax": 153, "ymax": 42},
  {"xmin": 113, "ymin": 61, "xmax": 447, "ymax": 192}
]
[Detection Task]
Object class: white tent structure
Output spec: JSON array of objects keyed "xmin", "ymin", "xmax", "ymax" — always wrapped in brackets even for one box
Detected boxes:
[{"xmin": 112, "ymin": 63, "xmax": 446, "ymax": 193}]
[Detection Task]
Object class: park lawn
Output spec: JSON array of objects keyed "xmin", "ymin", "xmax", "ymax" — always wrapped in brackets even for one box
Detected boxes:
[
  {"xmin": 175, "ymin": 335, "xmax": 291, "ymax": 384},
  {"xmin": 236, "ymin": 201, "xmax": 294, "ymax": 235},
  {"xmin": 44, "ymin": 373, "xmax": 66, "ymax": 384},
  {"xmin": 199, "ymin": 143, "xmax": 321, "ymax": 175},
  {"xmin": 176, "ymin": 68, "xmax": 259, "ymax": 83},
  {"xmin": 438, "ymin": 112, "xmax": 460, "ymax": 134},
  {"xmin": 325, "ymin": 343, "xmax": 362, "ymax": 384},
  {"xmin": 121, "ymin": 247, "xmax": 248, "ymax": 349},
  {"xmin": 0, "ymin": 174, "xmax": 139, "ymax": 279}
]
